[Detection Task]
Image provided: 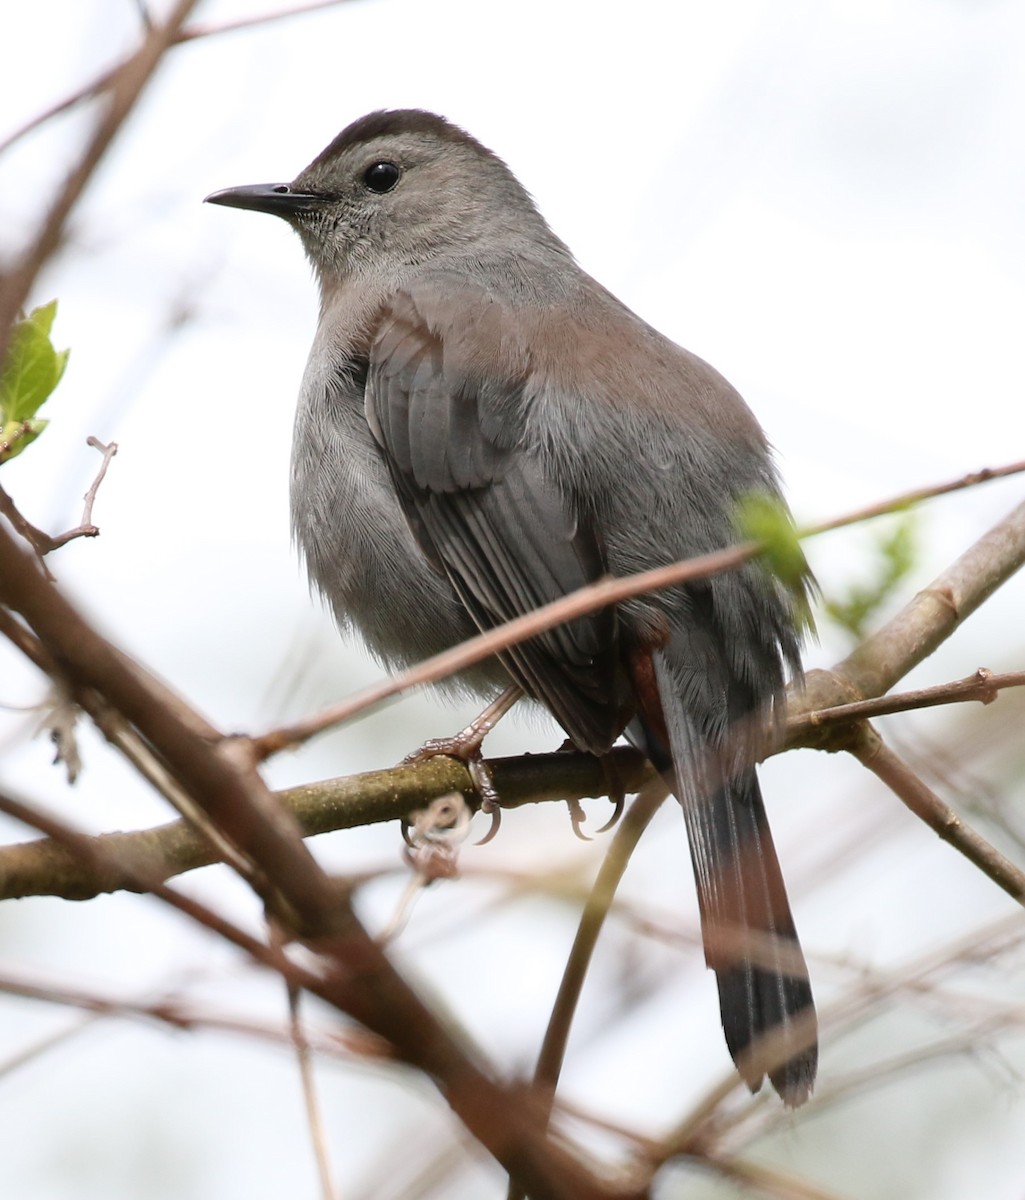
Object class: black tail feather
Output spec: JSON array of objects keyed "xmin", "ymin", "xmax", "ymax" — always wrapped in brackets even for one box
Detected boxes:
[{"xmin": 630, "ymin": 689, "xmax": 817, "ymax": 1106}]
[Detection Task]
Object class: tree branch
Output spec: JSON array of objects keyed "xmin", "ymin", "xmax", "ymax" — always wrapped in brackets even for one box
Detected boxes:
[
  {"xmin": 795, "ymin": 498, "xmax": 1025, "ymax": 733},
  {"xmin": 0, "ymin": 526, "xmax": 645, "ymax": 1200},
  {"xmin": 785, "ymin": 668, "xmax": 1024, "ymax": 742},
  {"xmin": 0, "ymin": 747, "xmax": 651, "ymax": 902},
  {"xmin": 848, "ymin": 725, "xmax": 1025, "ymax": 904},
  {"xmin": 254, "ymin": 465, "xmax": 1025, "ymax": 760},
  {"xmin": 0, "ymin": 0, "xmax": 201, "ymax": 359},
  {"xmin": 0, "ymin": 2, "xmax": 363, "ymax": 159}
]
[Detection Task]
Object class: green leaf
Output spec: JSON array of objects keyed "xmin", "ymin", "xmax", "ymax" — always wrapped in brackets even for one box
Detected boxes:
[
  {"xmin": 823, "ymin": 512, "xmax": 919, "ymax": 640},
  {"xmin": 53, "ymin": 346, "xmax": 70, "ymax": 389},
  {"xmin": 735, "ymin": 492, "xmax": 815, "ymax": 634},
  {"xmin": 735, "ymin": 492, "xmax": 809, "ymax": 589},
  {"xmin": 0, "ymin": 300, "xmax": 70, "ymax": 430},
  {"xmin": 0, "ymin": 418, "xmax": 49, "ymax": 464},
  {"xmin": 31, "ymin": 298, "xmax": 57, "ymax": 338}
]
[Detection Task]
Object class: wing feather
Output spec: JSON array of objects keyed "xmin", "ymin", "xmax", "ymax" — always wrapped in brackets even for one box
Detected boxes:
[{"xmin": 366, "ymin": 282, "xmax": 622, "ymax": 753}]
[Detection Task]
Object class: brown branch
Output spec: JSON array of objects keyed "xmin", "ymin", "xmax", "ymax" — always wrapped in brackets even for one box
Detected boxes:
[
  {"xmin": 255, "ymin": 464, "xmax": 1025, "ymax": 760},
  {"xmin": 42, "ymin": 437, "xmax": 118, "ymax": 551},
  {"xmin": 177, "ymin": 0, "xmax": 360, "ymax": 43},
  {"xmin": 0, "ymin": 783, "xmax": 644, "ymax": 1199},
  {"xmin": 785, "ymin": 668, "xmax": 1024, "ymax": 744},
  {"xmin": 692, "ymin": 1156, "xmax": 847, "ymax": 1200},
  {"xmin": 799, "ymin": 460, "xmax": 1025, "ymax": 537},
  {"xmin": 0, "ymin": 485, "xmax": 55, "ymax": 565},
  {"xmin": 0, "ymin": 0, "xmax": 202, "ymax": 360},
  {"xmin": 508, "ymin": 779, "xmax": 668, "ymax": 1200},
  {"xmin": 0, "ymin": 1, "xmax": 360, "ymax": 158},
  {"xmin": 2, "ymin": 668, "xmax": 1021, "ymax": 906},
  {"xmin": 3, "ymin": 489, "xmax": 1023, "ymax": 913},
  {"xmin": 0, "ymin": 533, "xmax": 644, "ymax": 1200},
  {"xmin": 0, "ymin": 970, "xmax": 386, "ymax": 1065},
  {"xmin": 848, "ymin": 725, "xmax": 1025, "ymax": 904},
  {"xmin": 0, "ymin": 747, "xmax": 652, "ymax": 902},
  {"xmin": 252, "ymin": 544, "xmax": 757, "ymax": 759},
  {"xmin": 796, "ymin": 497, "xmax": 1025, "ymax": 725}
]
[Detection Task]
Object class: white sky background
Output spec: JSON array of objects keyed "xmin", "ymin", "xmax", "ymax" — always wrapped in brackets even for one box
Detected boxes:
[{"xmin": 1, "ymin": 1, "xmax": 1025, "ymax": 1197}]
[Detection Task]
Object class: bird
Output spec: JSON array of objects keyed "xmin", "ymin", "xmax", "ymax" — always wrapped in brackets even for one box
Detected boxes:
[{"xmin": 206, "ymin": 108, "xmax": 818, "ymax": 1104}]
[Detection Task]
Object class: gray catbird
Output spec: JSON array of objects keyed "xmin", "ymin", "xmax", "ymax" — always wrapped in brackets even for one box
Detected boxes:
[{"xmin": 207, "ymin": 109, "xmax": 817, "ymax": 1105}]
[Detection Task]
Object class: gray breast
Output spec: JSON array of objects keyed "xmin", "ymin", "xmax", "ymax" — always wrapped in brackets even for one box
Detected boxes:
[{"xmin": 289, "ymin": 349, "xmax": 504, "ymax": 693}]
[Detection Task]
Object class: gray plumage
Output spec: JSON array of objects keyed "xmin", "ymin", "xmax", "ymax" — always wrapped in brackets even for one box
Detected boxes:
[{"xmin": 207, "ymin": 109, "xmax": 818, "ymax": 1104}]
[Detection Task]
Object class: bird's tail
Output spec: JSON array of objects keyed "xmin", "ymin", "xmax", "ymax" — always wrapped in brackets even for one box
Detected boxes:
[{"xmin": 630, "ymin": 651, "xmax": 817, "ymax": 1106}]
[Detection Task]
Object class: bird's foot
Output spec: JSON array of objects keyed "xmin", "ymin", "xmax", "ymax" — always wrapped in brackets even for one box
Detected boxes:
[{"xmin": 401, "ymin": 687, "xmax": 521, "ymax": 845}]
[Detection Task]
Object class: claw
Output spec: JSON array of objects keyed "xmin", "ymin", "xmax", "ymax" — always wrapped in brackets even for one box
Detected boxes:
[
  {"xmin": 468, "ymin": 756, "xmax": 503, "ymax": 844},
  {"xmin": 400, "ymin": 686, "xmax": 520, "ymax": 845},
  {"xmin": 474, "ymin": 805, "xmax": 502, "ymax": 845},
  {"xmin": 595, "ymin": 792, "xmax": 625, "ymax": 834},
  {"xmin": 594, "ymin": 752, "xmax": 627, "ymax": 834},
  {"xmin": 400, "ymin": 817, "xmax": 415, "ymax": 848},
  {"xmin": 567, "ymin": 798, "xmax": 592, "ymax": 841}
]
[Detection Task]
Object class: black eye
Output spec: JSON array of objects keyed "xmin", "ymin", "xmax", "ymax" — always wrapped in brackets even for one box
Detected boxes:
[{"xmin": 362, "ymin": 161, "xmax": 400, "ymax": 193}]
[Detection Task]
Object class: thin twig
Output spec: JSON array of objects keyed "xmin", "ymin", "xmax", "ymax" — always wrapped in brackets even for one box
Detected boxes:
[
  {"xmin": 823, "ymin": 498, "xmax": 1025, "ymax": 707},
  {"xmin": 0, "ymin": 1, "xmax": 358, "ymax": 158},
  {"xmin": 0, "ymin": 969, "xmax": 385, "ymax": 1063},
  {"xmin": 786, "ymin": 668, "xmax": 1024, "ymax": 744},
  {"xmin": 255, "ymin": 462, "xmax": 1025, "ymax": 760},
  {"xmin": 0, "ymin": 485, "xmax": 51, "ymax": 555},
  {"xmin": 799, "ymin": 460, "xmax": 1025, "ymax": 537},
  {"xmin": 287, "ymin": 983, "xmax": 338, "ymax": 1200},
  {"xmin": 691, "ymin": 1155, "xmax": 848, "ymax": 1200},
  {"xmin": 508, "ymin": 779, "xmax": 668, "ymax": 1200},
  {"xmin": 0, "ymin": 1013, "xmax": 102, "ymax": 1080},
  {"xmin": 0, "ymin": 438, "xmax": 119, "ymax": 562},
  {"xmin": 849, "ymin": 725, "xmax": 1025, "ymax": 905},
  {"xmin": 0, "ymin": 0, "xmax": 202, "ymax": 360},
  {"xmin": 42, "ymin": 437, "xmax": 118, "ymax": 552}
]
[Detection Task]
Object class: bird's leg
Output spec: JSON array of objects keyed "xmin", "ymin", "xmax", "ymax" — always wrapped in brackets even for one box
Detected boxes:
[{"xmin": 402, "ymin": 686, "xmax": 522, "ymax": 841}]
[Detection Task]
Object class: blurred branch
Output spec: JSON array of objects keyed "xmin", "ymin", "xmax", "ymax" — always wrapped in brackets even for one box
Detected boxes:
[
  {"xmin": 0, "ymin": 0, "xmax": 202, "ymax": 360},
  {"xmin": 508, "ymin": 779, "xmax": 668, "ymax": 1200},
  {"xmin": 0, "ymin": 526, "xmax": 643, "ymax": 1200},
  {"xmin": 0, "ymin": 1, "xmax": 360, "ymax": 159},
  {"xmin": 694, "ymin": 1157, "xmax": 847, "ymax": 1200},
  {"xmin": 647, "ymin": 912, "xmax": 1025, "ymax": 1167},
  {"xmin": 0, "ymin": 968, "xmax": 387, "ymax": 1067},
  {"xmin": 794, "ymin": 497, "xmax": 1025, "ymax": 736},
  {"xmin": 284, "ymin": 968, "xmax": 339, "ymax": 1200},
  {"xmin": 849, "ymin": 726, "xmax": 1025, "ymax": 903},
  {"xmin": 2, "ymin": 490, "xmax": 1024, "ymax": 906}
]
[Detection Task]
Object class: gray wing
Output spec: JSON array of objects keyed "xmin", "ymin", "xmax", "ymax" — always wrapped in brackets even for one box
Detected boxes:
[{"xmin": 366, "ymin": 282, "xmax": 622, "ymax": 754}]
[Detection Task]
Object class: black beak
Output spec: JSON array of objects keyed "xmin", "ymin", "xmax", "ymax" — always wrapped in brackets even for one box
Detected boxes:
[{"xmin": 204, "ymin": 183, "xmax": 323, "ymax": 218}]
